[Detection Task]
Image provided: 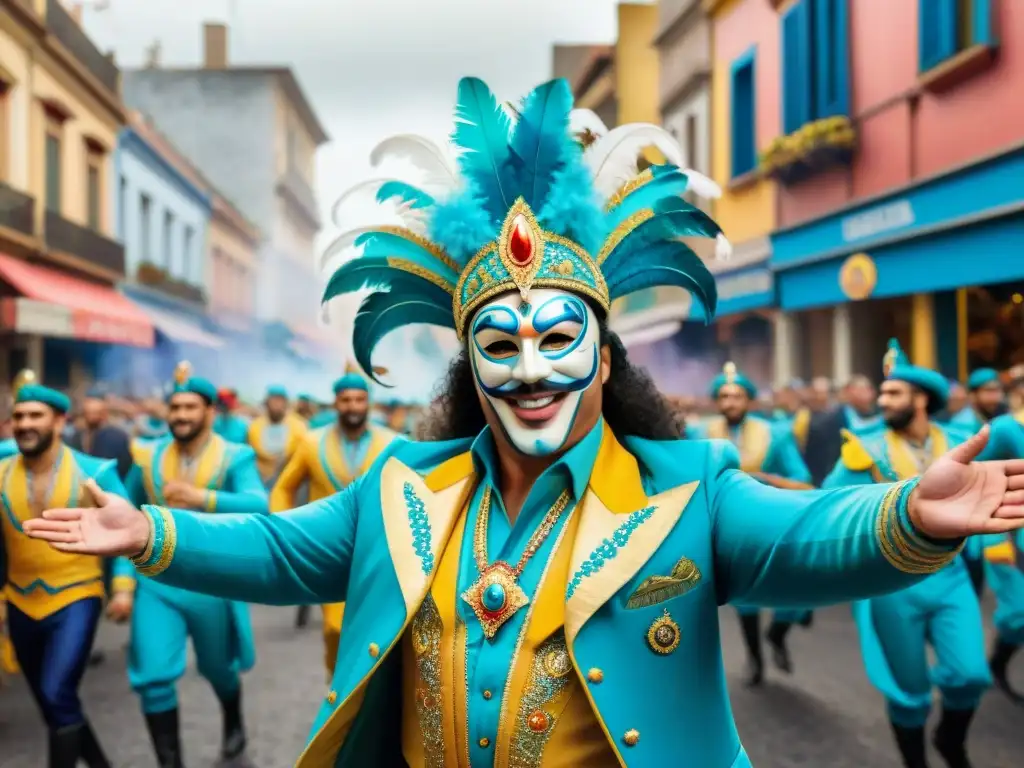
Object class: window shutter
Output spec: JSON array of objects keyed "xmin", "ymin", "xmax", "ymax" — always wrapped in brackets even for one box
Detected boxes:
[
  {"xmin": 782, "ymin": 1, "xmax": 812, "ymax": 133},
  {"xmin": 814, "ymin": 0, "xmax": 850, "ymax": 117},
  {"xmin": 972, "ymin": 0, "xmax": 995, "ymax": 47},
  {"xmin": 919, "ymin": 0, "xmax": 957, "ymax": 72},
  {"xmin": 730, "ymin": 53, "xmax": 756, "ymax": 177}
]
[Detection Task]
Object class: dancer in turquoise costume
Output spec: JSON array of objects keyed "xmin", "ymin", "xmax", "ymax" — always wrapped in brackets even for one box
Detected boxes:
[
  {"xmin": 212, "ymin": 387, "xmax": 249, "ymax": 444},
  {"xmin": 118, "ymin": 363, "xmax": 268, "ymax": 768},
  {"xmin": 823, "ymin": 339, "xmax": 991, "ymax": 768},
  {"xmin": 700, "ymin": 363, "xmax": 814, "ymax": 685},
  {"xmin": 25, "ymin": 77, "xmax": 1024, "ymax": 768},
  {"xmin": 948, "ymin": 368, "xmax": 1004, "ymax": 432},
  {"xmin": 0, "ymin": 371, "xmax": 131, "ymax": 768}
]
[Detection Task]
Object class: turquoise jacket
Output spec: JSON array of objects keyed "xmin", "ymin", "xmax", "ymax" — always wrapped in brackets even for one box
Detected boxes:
[
  {"xmin": 0, "ymin": 439, "xmax": 16, "ymax": 460},
  {"xmin": 308, "ymin": 411, "xmax": 336, "ymax": 429},
  {"xmin": 688, "ymin": 415, "xmax": 811, "ymax": 484},
  {"xmin": 946, "ymin": 407, "xmax": 985, "ymax": 432},
  {"xmin": 135, "ymin": 432, "xmax": 958, "ymax": 767},
  {"xmin": 213, "ymin": 413, "xmax": 250, "ymax": 444},
  {"xmin": 977, "ymin": 410, "xmax": 1024, "ymax": 461},
  {"xmin": 122, "ymin": 435, "xmax": 269, "ymax": 671}
]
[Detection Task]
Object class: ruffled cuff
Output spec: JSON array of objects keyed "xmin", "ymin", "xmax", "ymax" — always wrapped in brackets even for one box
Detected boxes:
[
  {"xmin": 877, "ymin": 478, "xmax": 964, "ymax": 574},
  {"xmin": 129, "ymin": 505, "xmax": 177, "ymax": 577}
]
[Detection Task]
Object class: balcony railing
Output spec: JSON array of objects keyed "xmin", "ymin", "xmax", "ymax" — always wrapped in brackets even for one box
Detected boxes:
[
  {"xmin": 45, "ymin": 209, "xmax": 125, "ymax": 274},
  {"xmin": 45, "ymin": 0, "xmax": 119, "ymax": 94},
  {"xmin": 276, "ymin": 167, "xmax": 321, "ymax": 228},
  {"xmin": 0, "ymin": 182, "xmax": 36, "ymax": 237}
]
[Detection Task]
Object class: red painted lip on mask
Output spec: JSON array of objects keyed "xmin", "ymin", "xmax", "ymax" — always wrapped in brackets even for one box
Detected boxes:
[{"xmin": 503, "ymin": 391, "xmax": 568, "ymax": 425}]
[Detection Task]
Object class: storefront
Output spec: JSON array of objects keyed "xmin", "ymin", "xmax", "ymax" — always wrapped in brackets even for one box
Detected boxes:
[
  {"xmin": 770, "ymin": 142, "xmax": 1024, "ymax": 382},
  {"xmin": 0, "ymin": 254, "xmax": 155, "ymax": 391}
]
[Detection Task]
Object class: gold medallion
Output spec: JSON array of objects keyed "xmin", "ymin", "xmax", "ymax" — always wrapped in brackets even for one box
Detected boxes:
[
  {"xmin": 461, "ymin": 560, "xmax": 530, "ymax": 639},
  {"xmin": 646, "ymin": 610, "xmax": 681, "ymax": 655}
]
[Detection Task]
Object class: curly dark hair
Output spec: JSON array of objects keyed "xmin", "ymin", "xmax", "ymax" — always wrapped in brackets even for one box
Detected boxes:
[{"xmin": 416, "ymin": 316, "xmax": 685, "ymax": 441}]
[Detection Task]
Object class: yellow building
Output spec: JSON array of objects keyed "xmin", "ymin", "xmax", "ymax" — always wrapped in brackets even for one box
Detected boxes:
[{"xmin": 0, "ymin": 0, "xmax": 151, "ymax": 386}]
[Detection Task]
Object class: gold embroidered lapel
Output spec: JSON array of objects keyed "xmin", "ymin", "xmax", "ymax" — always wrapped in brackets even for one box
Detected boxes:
[
  {"xmin": 379, "ymin": 452, "xmax": 476, "ymax": 617},
  {"xmin": 563, "ymin": 430, "xmax": 699, "ymax": 644}
]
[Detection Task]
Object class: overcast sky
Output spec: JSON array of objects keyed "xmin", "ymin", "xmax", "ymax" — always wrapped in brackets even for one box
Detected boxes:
[{"xmin": 83, "ymin": 0, "xmax": 642, "ymax": 239}]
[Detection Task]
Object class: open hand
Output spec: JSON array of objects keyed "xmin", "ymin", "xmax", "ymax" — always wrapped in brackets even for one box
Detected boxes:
[
  {"xmin": 163, "ymin": 481, "xmax": 204, "ymax": 510},
  {"xmin": 23, "ymin": 480, "xmax": 151, "ymax": 558},
  {"xmin": 911, "ymin": 426, "xmax": 1024, "ymax": 539},
  {"xmin": 106, "ymin": 592, "xmax": 133, "ymax": 623}
]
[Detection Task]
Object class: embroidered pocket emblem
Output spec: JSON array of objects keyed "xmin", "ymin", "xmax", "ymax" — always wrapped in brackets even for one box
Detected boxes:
[{"xmin": 625, "ymin": 556, "xmax": 702, "ymax": 609}]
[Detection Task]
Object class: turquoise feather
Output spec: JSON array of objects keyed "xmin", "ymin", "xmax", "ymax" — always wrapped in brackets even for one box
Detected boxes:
[
  {"xmin": 353, "ymin": 231, "xmax": 460, "ymax": 284},
  {"xmin": 510, "ymin": 79, "xmax": 573, "ymax": 212},
  {"xmin": 604, "ymin": 168, "xmax": 691, "ymax": 231},
  {"xmin": 376, "ymin": 181, "xmax": 435, "ymax": 209},
  {"xmin": 610, "ymin": 264, "xmax": 717, "ymax": 320},
  {"xmin": 452, "ymin": 77, "xmax": 515, "ymax": 221},
  {"xmin": 601, "ymin": 208, "xmax": 721, "ymax": 279},
  {"xmin": 322, "ymin": 258, "xmax": 444, "ymax": 304},
  {"xmin": 353, "ymin": 296, "xmax": 455, "ymax": 383}
]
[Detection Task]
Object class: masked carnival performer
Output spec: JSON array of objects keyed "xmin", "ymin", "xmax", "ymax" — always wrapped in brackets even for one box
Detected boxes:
[
  {"xmin": 119, "ymin": 363, "xmax": 268, "ymax": 767},
  {"xmin": 213, "ymin": 388, "xmax": 250, "ymax": 444},
  {"xmin": 1, "ymin": 372, "xmax": 132, "ymax": 768},
  {"xmin": 248, "ymin": 385, "xmax": 307, "ymax": 489},
  {"xmin": 697, "ymin": 363, "xmax": 815, "ymax": 685},
  {"xmin": 270, "ymin": 365, "xmax": 401, "ymax": 671},
  {"xmin": 824, "ymin": 340, "xmax": 991, "ymax": 768},
  {"xmin": 24, "ymin": 78, "xmax": 1024, "ymax": 768}
]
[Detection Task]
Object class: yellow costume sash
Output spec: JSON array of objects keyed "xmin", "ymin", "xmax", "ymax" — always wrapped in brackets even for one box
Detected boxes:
[
  {"xmin": 705, "ymin": 416, "xmax": 770, "ymax": 473},
  {"xmin": 882, "ymin": 424, "xmax": 948, "ymax": 481}
]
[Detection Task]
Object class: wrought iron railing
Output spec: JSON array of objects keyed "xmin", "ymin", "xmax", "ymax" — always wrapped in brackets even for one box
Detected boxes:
[
  {"xmin": 45, "ymin": 209, "xmax": 125, "ymax": 274},
  {"xmin": 0, "ymin": 182, "xmax": 36, "ymax": 237}
]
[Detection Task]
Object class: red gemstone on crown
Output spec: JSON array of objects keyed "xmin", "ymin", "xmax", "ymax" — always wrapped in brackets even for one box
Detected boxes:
[{"xmin": 508, "ymin": 215, "xmax": 533, "ymax": 267}]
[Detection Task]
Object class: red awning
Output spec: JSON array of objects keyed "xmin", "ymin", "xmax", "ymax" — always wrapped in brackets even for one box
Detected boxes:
[{"xmin": 0, "ymin": 253, "xmax": 154, "ymax": 347}]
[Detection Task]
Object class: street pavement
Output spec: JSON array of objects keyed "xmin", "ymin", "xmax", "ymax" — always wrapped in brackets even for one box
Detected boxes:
[{"xmin": 1, "ymin": 603, "xmax": 1021, "ymax": 767}]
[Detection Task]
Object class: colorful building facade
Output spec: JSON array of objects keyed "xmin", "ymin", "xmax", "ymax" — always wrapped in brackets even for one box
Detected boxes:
[
  {"xmin": 0, "ymin": 0, "xmax": 153, "ymax": 391},
  {"xmin": 768, "ymin": 0, "xmax": 1024, "ymax": 381}
]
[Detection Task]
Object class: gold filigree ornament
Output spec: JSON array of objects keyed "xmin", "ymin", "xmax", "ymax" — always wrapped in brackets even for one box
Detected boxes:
[
  {"xmin": 883, "ymin": 346, "xmax": 898, "ymax": 378},
  {"xmin": 646, "ymin": 609, "xmax": 681, "ymax": 655},
  {"xmin": 723, "ymin": 361, "xmax": 737, "ymax": 384},
  {"xmin": 625, "ymin": 557, "xmax": 702, "ymax": 609},
  {"xmin": 498, "ymin": 198, "xmax": 545, "ymax": 301}
]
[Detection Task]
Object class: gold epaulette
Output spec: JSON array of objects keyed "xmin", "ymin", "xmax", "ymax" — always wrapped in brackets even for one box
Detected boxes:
[{"xmin": 840, "ymin": 429, "xmax": 874, "ymax": 472}]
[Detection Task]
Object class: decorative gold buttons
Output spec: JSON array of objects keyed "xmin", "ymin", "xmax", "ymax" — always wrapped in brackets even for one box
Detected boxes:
[
  {"xmin": 586, "ymin": 667, "xmax": 604, "ymax": 684},
  {"xmin": 646, "ymin": 610, "xmax": 681, "ymax": 655},
  {"xmin": 482, "ymin": 689, "xmax": 493, "ymax": 700},
  {"xmin": 478, "ymin": 737, "xmax": 491, "ymax": 748},
  {"xmin": 623, "ymin": 729, "xmax": 640, "ymax": 747},
  {"xmin": 368, "ymin": 642, "xmax": 380, "ymax": 658},
  {"xmin": 326, "ymin": 690, "xmax": 337, "ymax": 704},
  {"xmin": 527, "ymin": 710, "xmax": 549, "ymax": 732}
]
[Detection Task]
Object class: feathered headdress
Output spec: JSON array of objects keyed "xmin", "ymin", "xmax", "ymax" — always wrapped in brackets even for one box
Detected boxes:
[{"xmin": 322, "ymin": 77, "xmax": 727, "ymax": 383}]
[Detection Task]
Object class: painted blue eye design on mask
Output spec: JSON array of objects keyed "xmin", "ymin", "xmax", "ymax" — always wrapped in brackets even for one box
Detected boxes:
[
  {"xmin": 472, "ymin": 305, "xmax": 521, "ymax": 363},
  {"xmin": 532, "ymin": 296, "xmax": 588, "ymax": 360}
]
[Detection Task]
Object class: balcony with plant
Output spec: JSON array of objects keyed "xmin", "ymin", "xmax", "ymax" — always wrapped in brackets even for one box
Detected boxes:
[{"xmin": 759, "ymin": 116, "xmax": 857, "ymax": 185}]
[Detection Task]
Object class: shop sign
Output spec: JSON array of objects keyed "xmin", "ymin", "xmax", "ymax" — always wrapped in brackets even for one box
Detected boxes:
[
  {"xmin": 717, "ymin": 270, "xmax": 773, "ymax": 302},
  {"xmin": 838, "ymin": 253, "xmax": 877, "ymax": 300},
  {"xmin": 841, "ymin": 200, "xmax": 915, "ymax": 243}
]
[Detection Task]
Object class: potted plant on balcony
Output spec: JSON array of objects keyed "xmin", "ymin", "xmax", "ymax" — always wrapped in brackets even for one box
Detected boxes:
[{"xmin": 760, "ymin": 116, "xmax": 857, "ymax": 185}]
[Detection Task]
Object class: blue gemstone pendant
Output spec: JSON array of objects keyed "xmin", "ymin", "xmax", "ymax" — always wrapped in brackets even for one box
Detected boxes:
[{"xmin": 461, "ymin": 561, "xmax": 530, "ymax": 639}]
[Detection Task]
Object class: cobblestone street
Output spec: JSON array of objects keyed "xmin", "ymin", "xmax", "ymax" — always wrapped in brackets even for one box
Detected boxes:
[{"xmin": 1, "ymin": 604, "xmax": 1021, "ymax": 767}]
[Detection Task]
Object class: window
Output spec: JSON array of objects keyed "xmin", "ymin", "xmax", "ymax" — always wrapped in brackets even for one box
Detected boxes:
[
  {"xmin": 162, "ymin": 211, "xmax": 174, "ymax": 271},
  {"xmin": 182, "ymin": 225, "xmax": 194, "ymax": 281},
  {"xmin": 729, "ymin": 50, "xmax": 756, "ymax": 178},
  {"xmin": 45, "ymin": 132, "xmax": 62, "ymax": 212},
  {"xmin": 117, "ymin": 176, "xmax": 126, "ymax": 239},
  {"xmin": 684, "ymin": 114, "xmax": 698, "ymax": 171},
  {"xmin": 139, "ymin": 194, "xmax": 152, "ymax": 262},
  {"xmin": 781, "ymin": 0, "xmax": 850, "ymax": 134},
  {"xmin": 0, "ymin": 81, "xmax": 10, "ymax": 181},
  {"xmin": 86, "ymin": 160, "xmax": 101, "ymax": 230},
  {"xmin": 919, "ymin": 0, "xmax": 995, "ymax": 73}
]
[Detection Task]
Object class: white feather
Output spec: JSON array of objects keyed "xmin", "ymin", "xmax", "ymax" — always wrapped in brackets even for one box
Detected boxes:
[
  {"xmin": 681, "ymin": 169, "xmax": 722, "ymax": 200},
  {"xmin": 569, "ymin": 108, "xmax": 609, "ymax": 138},
  {"xmin": 368, "ymin": 134, "xmax": 458, "ymax": 187},
  {"xmin": 715, "ymin": 233, "xmax": 733, "ymax": 261},
  {"xmin": 318, "ymin": 225, "xmax": 388, "ymax": 272},
  {"xmin": 586, "ymin": 123, "xmax": 685, "ymax": 198},
  {"xmin": 330, "ymin": 177, "xmax": 429, "ymax": 229}
]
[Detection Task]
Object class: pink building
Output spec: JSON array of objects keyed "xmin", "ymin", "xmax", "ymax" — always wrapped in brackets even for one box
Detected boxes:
[{"xmin": 767, "ymin": 0, "xmax": 1024, "ymax": 384}]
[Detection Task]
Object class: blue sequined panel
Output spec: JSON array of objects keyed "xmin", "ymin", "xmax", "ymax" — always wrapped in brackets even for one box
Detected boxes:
[
  {"xmin": 404, "ymin": 482, "xmax": 434, "ymax": 575},
  {"xmin": 565, "ymin": 505, "xmax": 656, "ymax": 599}
]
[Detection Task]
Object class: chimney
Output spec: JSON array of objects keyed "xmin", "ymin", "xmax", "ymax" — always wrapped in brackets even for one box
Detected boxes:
[
  {"xmin": 144, "ymin": 40, "xmax": 161, "ymax": 69},
  {"xmin": 203, "ymin": 23, "xmax": 228, "ymax": 69}
]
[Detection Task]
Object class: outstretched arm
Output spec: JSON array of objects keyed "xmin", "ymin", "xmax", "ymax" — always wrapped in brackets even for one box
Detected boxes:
[{"xmin": 204, "ymin": 447, "xmax": 270, "ymax": 515}]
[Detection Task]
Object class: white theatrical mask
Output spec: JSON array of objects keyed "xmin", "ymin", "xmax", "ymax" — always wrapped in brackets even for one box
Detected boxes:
[{"xmin": 469, "ymin": 288, "xmax": 601, "ymax": 456}]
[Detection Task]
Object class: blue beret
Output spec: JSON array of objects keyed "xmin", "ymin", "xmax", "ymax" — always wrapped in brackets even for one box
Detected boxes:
[
  {"xmin": 882, "ymin": 339, "xmax": 949, "ymax": 412},
  {"xmin": 709, "ymin": 362, "xmax": 757, "ymax": 399},
  {"xmin": 333, "ymin": 373, "xmax": 368, "ymax": 393},
  {"xmin": 265, "ymin": 385, "xmax": 288, "ymax": 399},
  {"xmin": 966, "ymin": 368, "xmax": 1000, "ymax": 391},
  {"xmin": 169, "ymin": 377, "xmax": 218, "ymax": 404},
  {"xmin": 15, "ymin": 384, "xmax": 71, "ymax": 414}
]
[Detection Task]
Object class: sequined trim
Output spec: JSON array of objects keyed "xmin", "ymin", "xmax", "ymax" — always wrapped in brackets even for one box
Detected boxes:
[
  {"xmin": 604, "ymin": 168, "xmax": 654, "ymax": 212},
  {"xmin": 375, "ymin": 225, "xmax": 461, "ymax": 274},
  {"xmin": 509, "ymin": 632, "xmax": 573, "ymax": 767},
  {"xmin": 404, "ymin": 482, "xmax": 434, "ymax": 575},
  {"xmin": 387, "ymin": 257, "xmax": 457, "ymax": 294},
  {"xmin": 876, "ymin": 478, "xmax": 962, "ymax": 574},
  {"xmin": 411, "ymin": 594, "xmax": 445, "ymax": 768},
  {"xmin": 566, "ymin": 505, "xmax": 657, "ymax": 599},
  {"xmin": 132, "ymin": 505, "xmax": 177, "ymax": 577}
]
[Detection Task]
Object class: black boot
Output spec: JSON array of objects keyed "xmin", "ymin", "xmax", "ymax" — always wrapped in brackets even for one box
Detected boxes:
[
  {"xmin": 765, "ymin": 620, "xmax": 793, "ymax": 674},
  {"xmin": 79, "ymin": 721, "xmax": 112, "ymax": 768},
  {"xmin": 990, "ymin": 639, "xmax": 1024, "ymax": 705},
  {"xmin": 88, "ymin": 649, "xmax": 105, "ymax": 667},
  {"xmin": 48, "ymin": 724, "xmax": 83, "ymax": 768},
  {"xmin": 738, "ymin": 613, "xmax": 764, "ymax": 687},
  {"xmin": 295, "ymin": 605, "xmax": 310, "ymax": 629},
  {"xmin": 890, "ymin": 723, "xmax": 929, "ymax": 768},
  {"xmin": 219, "ymin": 688, "xmax": 247, "ymax": 761},
  {"xmin": 932, "ymin": 707, "xmax": 975, "ymax": 768},
  {"xmin": 144, "ymin": 708, "xmax": 185, "ymax": 768}
]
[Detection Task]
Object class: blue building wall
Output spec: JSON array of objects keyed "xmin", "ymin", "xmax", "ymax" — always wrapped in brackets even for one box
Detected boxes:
[{"xmin": 115, "ymin": 127, "xmax": 213, "ymax": 290}]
